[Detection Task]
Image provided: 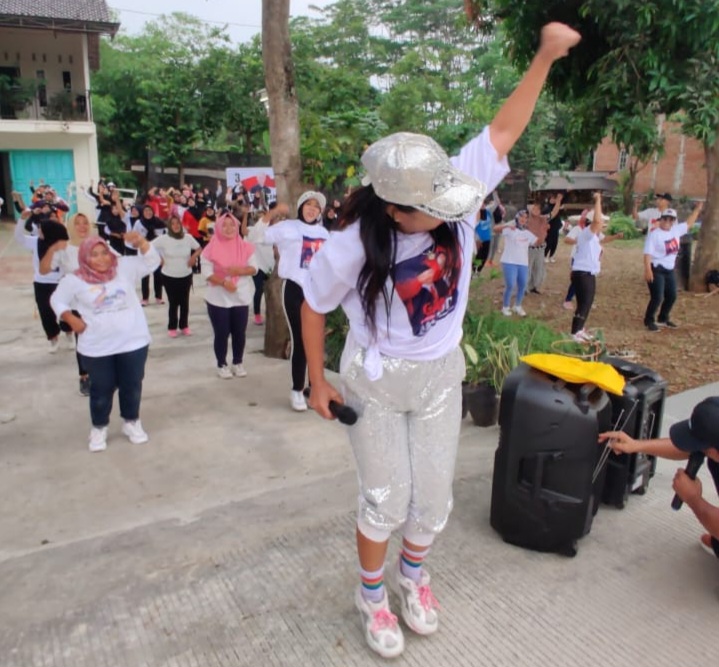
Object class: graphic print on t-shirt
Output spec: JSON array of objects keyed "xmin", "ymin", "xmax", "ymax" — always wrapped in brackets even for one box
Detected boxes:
[
  {"xmin": 300, "ymin": 236, "xmax": 326, "ymax": 269},
  {"xmin": 394, "ymin": 243, "xmax": 461, "ymax": 337},
  {"xmin": 90, "ymin": 284, "xmax": 129, "ymax": 314},
  {"xmin": 664, "ymin": 237, "xmax": 680, "ymax": 256}
]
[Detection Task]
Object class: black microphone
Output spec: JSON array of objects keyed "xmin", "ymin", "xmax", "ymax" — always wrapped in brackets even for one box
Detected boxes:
[
  {"xmin": 671, "ymin": 451, "xmax": 705, "ymax": 510},
  {"xmin": 303, "ymin": 388, "xmax": 358, "ymax": 426}
]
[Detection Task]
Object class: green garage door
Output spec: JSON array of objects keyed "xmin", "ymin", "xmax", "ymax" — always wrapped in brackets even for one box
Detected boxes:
[{"xmin": 9, "ymin": 149, "xmax": 76, "ymax": 218}]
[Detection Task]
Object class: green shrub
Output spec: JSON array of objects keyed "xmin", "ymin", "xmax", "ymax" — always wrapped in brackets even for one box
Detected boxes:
[
  {"xmin": 607, "ymin": 213, "xmax": 641, "ymax": 239},
  {"xmin": 324, "ymin": 307, "xmax": 349, "ymax": 372}
]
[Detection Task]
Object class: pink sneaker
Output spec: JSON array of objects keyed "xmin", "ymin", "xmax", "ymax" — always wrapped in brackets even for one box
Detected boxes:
[
  {"xmin": 141, "ymin": 299, "xmax": 149, "ymax": 307},
  {"xmin": 562, "ymin": 301, "xmax": 574, "ymax": 311},
  {"xmin": 168, "ymin": 330, "xmax": 178, "ymax": 338},
  {"xmin": 253, "ymin": 314, "xmax": 264, "ymax": 325},
  {"xmin": 181, "ymin": 327, "xmax": 192, "ymax": 336}
]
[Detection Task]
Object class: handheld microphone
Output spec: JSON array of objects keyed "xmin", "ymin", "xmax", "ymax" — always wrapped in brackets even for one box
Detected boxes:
[
  {"xmin": 671, "ymin": 451, "xmax": 705, "ymax": 511},
  {"xmin": 303, "ymin": 389, "xmax": 358, "ymax": 426}
]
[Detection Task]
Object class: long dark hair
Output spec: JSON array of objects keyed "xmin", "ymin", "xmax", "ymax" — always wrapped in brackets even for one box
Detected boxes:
[{"xmin": 338, "ymin": 185, "xmax": 463, "ymax": 336}]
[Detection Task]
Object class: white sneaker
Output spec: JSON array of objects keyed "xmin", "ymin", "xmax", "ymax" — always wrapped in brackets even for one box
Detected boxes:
[
  {"xmin": 231, "ymin": 363, "xmax": 247, "ymax": 378},
  {"xmin": 88, "ymin": 426, "xmax": 107, "ymax": 452},
  {"xmin": 217, "ymin": 365, "xmax": 233, "ymax": 380},
  {"xmin": 354, "ymin": 586, "xmax": 404, "ymax": 659},
  {"xmin": 514, "ymin": 305, "xmax": 527, "ymax": 317},
  {"xmin": 572, "ymin": 329, "xmax": 594, "ymax": 343},
  {"xmin": 49, "ymin": 337, "xmax": 60, "ymax": 354},
  {"xmin": 290, "ymin": 390, "xmax": 308, "ymax": 412},
  {"xmin": 65, "ymin": 332, "xmax": 75, "ymax": 350},
  {"xmin": 122, "ymin": 419, "xmax": 149, "ymax": 444},
  {"xmin": 501, "ymin": 306, "xmax": 512, "ymax": 317},
  {"xmin": 388, "ymin": 560, "xmax": 439, "ymax": 635}
]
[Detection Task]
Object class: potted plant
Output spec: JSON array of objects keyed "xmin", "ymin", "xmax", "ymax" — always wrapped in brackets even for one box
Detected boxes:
[
  {"xmin": 0, "ymin": 75, "xmax": 38, "ymax": 118},
  {"xmin": 462, "ymin": 342, "xmax": 498, "ymax": 426}
]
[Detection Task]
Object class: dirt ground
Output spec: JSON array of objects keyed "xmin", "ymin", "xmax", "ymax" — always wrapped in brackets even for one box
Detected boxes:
[{"xmin": 478, "ymin": 237, "xmax": 718, "ymax": 395}]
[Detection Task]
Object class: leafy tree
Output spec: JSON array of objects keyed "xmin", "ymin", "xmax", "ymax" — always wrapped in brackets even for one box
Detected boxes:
[{"xmin": 469, "ymin": 0, "xmax": 719, "ymax": 290}]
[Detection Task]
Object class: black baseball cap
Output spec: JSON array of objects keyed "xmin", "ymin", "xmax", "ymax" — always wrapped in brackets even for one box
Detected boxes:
[
  {"xmin": 669, "ymin": 397, "xmax": 719, "ymax": 452},
  {"xmin": 656, "ymin": 192, "xmax": 673, "ymax": 201}
]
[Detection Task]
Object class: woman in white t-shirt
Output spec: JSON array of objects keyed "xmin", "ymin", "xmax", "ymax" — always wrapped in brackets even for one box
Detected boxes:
[
  {"xmin": 39, "ymin": 212, "xmax": 96, "ymax": 396},
  {"xmin": 569, "ymin": 193, "xmax": 606, "ymax": 341},
  {"xmin": 299, "ymin": 22, "xmax": 581, "ymax": 660},
  {"xmin": 262, "ymin": 191, "xmax": 329, "ymax": 411},
  {"xmin": 201, "ymin": 213, "xmax": 258, "ymax": 379},
  {"xmin": 498, "ymin": 209, "xmax": 537, "ymax": 317},
  {"xmin": 153, "ymin": 215, "xmax": 202, "ymax": 337},
  {"xmin": 246, "ymin": 202, "xmax": 288, "ymax": 325},
  {"xmin": 642, "ymin": 202, "xmax": 702, "ymax": 331},
  {"xmin": 50, "ymin": 232, "xmax": 160, "ymax": 452}
]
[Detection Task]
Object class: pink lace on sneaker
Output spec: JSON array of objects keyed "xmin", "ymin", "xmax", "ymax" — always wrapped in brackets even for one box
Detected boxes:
[
  {"xmin": 370, "ymin": 608, "xmax": 399, "ymax": 634},
  {"xmin": 418, "ymin": 584, "xmax": 440, "ymax": 612}
]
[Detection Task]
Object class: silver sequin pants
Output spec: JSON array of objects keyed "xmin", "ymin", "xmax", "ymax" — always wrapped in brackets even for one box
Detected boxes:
[{"xmin": 340, "ymin": 344, "xmax": 465, "ymax": 547}]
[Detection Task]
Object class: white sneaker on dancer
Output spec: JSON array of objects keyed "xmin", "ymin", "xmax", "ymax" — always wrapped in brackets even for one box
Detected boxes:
[
  {"xmin": 217, "ymin": 366, "xmax": 233, "ymax": 380},
  {"xmin": 290, "ymin": 390, "xmax": 308, "ymax": 412},
  {"xmin": 65, "ymin": 332, "xmax": 75, "ymax": 350},
  {"xmin": 49, "ymin": 337, "xmax": 60, "ymax": 354},
  {"xmin": 513, "ymin": 305, "xmax": 527, "ymax": 317},
  {"xmin": 231, "ymin": 363, "xmax": 247, "ymax": 378},
  {"xmin": 354, "ymin": 586, "xmax": 404, "ymax": 658},
  {"xmin": 88, "ymin": 426, "xmax": 107, "ymax": 453},
  {"xmin": 501, "ymin": 306, "xmax": 512, "ymax": 317},
  {"xmin": 122, "ymin": 420, "xmax": 149, "ymax": 444},
  {"xmin": 388, "ymin": 560, "xmax": 439, "ymax": 635}
]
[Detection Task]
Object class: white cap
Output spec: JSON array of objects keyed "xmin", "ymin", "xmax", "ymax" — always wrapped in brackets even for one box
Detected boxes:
[{"xmin": 361, "ymin": 132, "xmax": 486, "ymax": 222}]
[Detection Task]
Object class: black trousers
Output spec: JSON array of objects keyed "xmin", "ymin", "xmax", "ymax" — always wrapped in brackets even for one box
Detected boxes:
[
  {"xmin": 545, "ymin": 228, "xmax": 561, "ymax": 258},
  {"xmin": 141, "ymin": 267, "xmax": 163, "ymax": 301},
  {"xmin": 34, "ymin": 282, "xmax": 70, "ymax": 340},
  {"xmin": 163, "ymin": 274, "xmax": 193, "ymax": 330},
  {"xmin": 252, "ymin": 269, "xmax": 268, "ymax": 315},
  {"xmin": 570, "ymin": 270, "xmax": 596, "ymax": 334},
  {"xmin": 282, "ymin": 279, "xmax": 307, "ymax": 391},
  {"xmin": 206, "ymin": 302, "xmax": 249, "ymax": 367},
  {"xmin": 708, "ymin": 459, "xmax": 719, "ymax": 558},
  {"xmin": 644, "ymin": 265, "xmax": 677, "ymax": 325},
  {"xmin": 474, "ymin": 240, "xmax": 490, "ymax": 274}
]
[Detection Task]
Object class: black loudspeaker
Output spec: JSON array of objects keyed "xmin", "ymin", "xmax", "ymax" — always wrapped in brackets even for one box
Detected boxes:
[
  {"xmin": 599, "ymin": 357, "xmax": 667, "ymax": 509},
  {"xmin": 490, "ymin": 363, "xmax": 612, "ymax": 557}
]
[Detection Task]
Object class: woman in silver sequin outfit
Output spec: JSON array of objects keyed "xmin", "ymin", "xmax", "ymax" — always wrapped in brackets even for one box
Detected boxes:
[{"xmin": 300, "ymin": 23, "xmax": 583, "ymax": 660}]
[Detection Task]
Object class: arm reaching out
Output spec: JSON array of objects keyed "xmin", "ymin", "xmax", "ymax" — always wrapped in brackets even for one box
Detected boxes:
[{"xmin": 489, "ymin": 23, "xmax": 581, "ymax": 159}]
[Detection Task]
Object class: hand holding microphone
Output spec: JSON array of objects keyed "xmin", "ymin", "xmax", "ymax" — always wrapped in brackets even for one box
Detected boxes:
[
  {"xmin": 671, "ymin": 451, "xmax": 705, "ymax": 510},
  {"xmin": 303, "ymin": 388, "xmax": 358, "ymax": 426}
]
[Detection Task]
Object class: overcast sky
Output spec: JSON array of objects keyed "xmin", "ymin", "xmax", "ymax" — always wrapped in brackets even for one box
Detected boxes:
[{"xmin": 109, "ymin": 0, "xmax": 334, "ymax": 43}]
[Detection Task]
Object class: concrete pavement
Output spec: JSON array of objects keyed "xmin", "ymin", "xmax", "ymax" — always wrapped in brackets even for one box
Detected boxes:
[{"xmin": 1, "ymin": 220, "xmax": 717, "ymax": 667}]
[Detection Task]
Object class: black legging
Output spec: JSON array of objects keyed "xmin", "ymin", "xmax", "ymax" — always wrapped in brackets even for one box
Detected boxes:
[
  {"xmin": 34, "ymin": 282, "xmax": 71, "ymax": 339},
  {"xmin": 570, "ymin": 270, "xmax": 596, "ymax": 334},
  {"xmin": 282, "ymin": 279, "xmax": 307, "ymax": 392},
  {"xmin": 252, "ymin": 269, "xmax": 268, "ymax": 316},
  {"xmin": 545, "ymin": 227, "xmax": 561, "ymax": 259},
  {"xmin": 141, "ymin": 267, "xmax": 163, "ymax": 301},
  {"xmin": 163, "ymin": 274, "xmax": 193, "ymax": 330},
  {"xmin": 644, "ymin": 265, "xmax": 677, "ymax": 325}
]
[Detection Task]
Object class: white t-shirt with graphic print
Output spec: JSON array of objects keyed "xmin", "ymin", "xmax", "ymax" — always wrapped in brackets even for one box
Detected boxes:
[
  {"xmin": 644, "ymin": 222, "xmax": 688, "ymax": 270},
  {"xmin": 262, "ymin": 219, "xmax": 329, "ymax": 289},
  {"xmin": 303, "ymin": 127, "xmax": 510, "ymax": 378},
  {"xmin": 50, "ymin": 248, "xmax": 160, "ymax": 358}
]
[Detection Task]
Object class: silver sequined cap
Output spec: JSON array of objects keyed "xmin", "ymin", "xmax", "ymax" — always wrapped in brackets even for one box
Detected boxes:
[{"xmin": 360, "ymin": 132, "xmax": 487, "ymax": 222}]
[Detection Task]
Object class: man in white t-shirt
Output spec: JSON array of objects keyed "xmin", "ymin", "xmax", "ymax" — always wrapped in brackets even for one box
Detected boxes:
[
  {"xmin": 643, "ymin": 203, "xmax": 702, "ymax": 331},
  {"xmin": 634, "ymin": 192, "xmax": 672, "ymax": 233}
]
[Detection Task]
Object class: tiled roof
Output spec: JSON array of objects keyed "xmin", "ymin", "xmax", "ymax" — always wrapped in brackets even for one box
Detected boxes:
[{"xmin": 0, "ymin": 0, "xmax": 114, "ymax": 23}]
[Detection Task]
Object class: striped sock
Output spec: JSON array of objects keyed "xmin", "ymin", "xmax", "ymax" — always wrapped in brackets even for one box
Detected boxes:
[
  {"xmin": 400, "ymin": 543, "xmax": 430, "ymax": 583},
  {"xmin": 360, "ymin": 565, "xmax": 385, "ymax": 604}
]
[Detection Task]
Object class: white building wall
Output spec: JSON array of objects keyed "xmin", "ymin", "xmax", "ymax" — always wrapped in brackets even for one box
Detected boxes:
[{"xmin": 0, "ymin": 28, "xmax": 89, "ymax": 97}]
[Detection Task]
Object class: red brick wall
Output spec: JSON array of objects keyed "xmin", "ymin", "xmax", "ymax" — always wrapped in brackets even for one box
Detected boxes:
[{"xmin": 594, "ymin": 122, "xmax": 707, "ymax": 199}]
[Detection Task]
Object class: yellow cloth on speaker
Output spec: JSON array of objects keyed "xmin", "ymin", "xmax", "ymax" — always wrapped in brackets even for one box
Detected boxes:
[{"xmin": 520, "ymin": 354, "xmax": 625, "ymax": 396}]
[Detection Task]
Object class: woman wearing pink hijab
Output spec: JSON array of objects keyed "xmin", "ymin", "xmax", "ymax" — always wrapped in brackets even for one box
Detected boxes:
[
  {"xmin": 201, "ymin": 212, "xmax": 258, "ymax": 379},
  {"xmin": 50, "ymin": 232, "xmax": 160, "ymax": 452}
]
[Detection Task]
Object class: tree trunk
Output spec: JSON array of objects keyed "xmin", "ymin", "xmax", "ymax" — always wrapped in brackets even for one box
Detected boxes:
[
  {"xmin": 261, "ymin": 0, "xmax": 303, "ymax": 358},
  {"xmin": 261, "ymin": 0, "xmax": 302, "ymax": 205},
  {"xmin": 690, "ymin": 136, "xmax": 719, "ymax": 291},
  {"xmin": 263, "ymin": 271, "xmax": 290, "ymax": 359}
]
